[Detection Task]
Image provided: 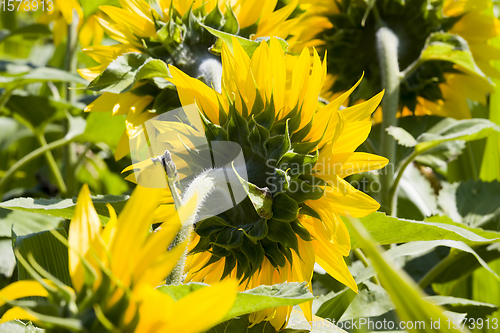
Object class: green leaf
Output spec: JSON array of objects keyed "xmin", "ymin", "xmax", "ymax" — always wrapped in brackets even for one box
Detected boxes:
[
  {"xmin": 425, "ymin": 296, "xmax": 497, "ymax": 319},
  {"xmin": 0, "ymin": 117, "xmax": 36, "ymax": 151},
  {"xmin": 158, "ymin": 282, "xmax": 314, "ymax": 321},
  {"xmin": 87, "ymin": 53, "xmax": 149, "ymax": 93},
  {"xmin": 272, "ymin": 194, "xmax": 299, "ymax": 222},
  {"xmin": 227, "ymin": 282, "xmax": 313, "ymax": 320},
  {"xmin": 6, "ymin": 94, "xmax": 79, "ymax": 132},
  {"xmin": 419, "ymin": 32, "xmax": 489, "ymax": 80},
  {"xmin": 481, "ymin": 74, "xmax": 500, "ymax": 181},
  {"xmin": 135, "ymin": 58, "xmax": 171, "ymax": 81},
  {"xmin": 414, "ymin": 118, "xmax": 500, "ymax": 154},
  {"xmin": 207, "ymin": 315, "xmax": 250, "ymax": 333},
  {"xmin": 77, "ymin": 112, "xmax": 126, "ymax": 150},
  {"xmin": 387, "ymin": 126, "xmax": 418, "ymax": 147},
  {"xmin": 0, "ymin": 320, "xmax": 44, "ymax": 332},
  {"xmin": 348, "ymin": 217, "xmax": 467, "ymax": 333},
  {"xmin": 232, "ymin": 163, "xmax": 273, "ymax": 219},
  {"xmin": 0, "ymin": 195, "xmax": 129, "ymax": 224},
  {"xmin": 345, "ymin": 212, "xmax": 500, "ymax": 249},
  {"xmin": 0, "ymin": 24, "xmax": 51, "ymax": 44},
  {"xmin": 388, "ymin": 240, "xmax": 500, "ymax": 281},
  {"xmin": 437, "ymin": 180, "xmax": 500, "ymax": 228},
  {"xmin": 315, "ymin": 288, "xmax": 357, "ymax": 322},
  {"xmin": 397, "ymin": 163, "xmax": 438, "ymax": 218},
  {"xmin": 0, "ymin": 208, "xmax": 61, "ymax": 237},
  {"xmin": 0, "ymin": 67, "xmax": 87, "ymax": 90},
  {"xmin": 157, "ymin": 282, "xmax": 207, "ymax": 301},
  {"xmin": 13, "ymin": 228, "xmax": 71, "ymax": 287}
]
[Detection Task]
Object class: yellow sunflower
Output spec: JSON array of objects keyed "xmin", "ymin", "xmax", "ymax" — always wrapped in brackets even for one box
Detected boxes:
[
  {"xmin": 0, "ymin": 184, "xmax": 237, "ymax": 332},
  {"xmin": 297, "ymin": 0, "xmax": 500, "ymax": 120},
  {"xmin": 143, "ymin": 37, "xmax": 387, "ymax": 330},
  {"xmin": 80, "ymin": 0, "xmax": 305, "ymax": 160}
]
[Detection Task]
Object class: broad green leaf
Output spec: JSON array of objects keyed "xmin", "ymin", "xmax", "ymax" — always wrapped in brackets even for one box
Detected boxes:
[
  {"xmin": 344, "ymin": 212, "xmax": 500, "ymax": 249},
  {"xmin": 77, "ymin": 112, "xmax": 126, "ymax": 150},
  {"xmin": 135, "ymin": 58, "xmax": 170, "ymax": 81},
  {"xmin": 87, "ymin": 52, "xmax": 149, "ymax": 93},
  {"xmin": 158, "ymin": 282, "xmax": 314, "ymax": 321},
  {"xmin": 426, "ymin": 243, "xmax": 500, "ymax": 288},
  {"xmin": 0, "ymin": 195, "xmax": 129, "ymax": 224},
  {"xmin": 481, "ymin": 75, "xmax": 500, "ymax": 181},
  {"xmin": 472, "ymin": 259, "xmax": 500, "ymax": 332},
  {"xmin": 13, "ymin": 228, "xmax": 71, "ymax": 287},
  {"xmin": 348, "ymin": 217, "xmax": 466, "ymax": 333},
  {"xmin": 0, "ymin": 24, "xmax": 51, "ymax": 44},
  {"xmin": 0, "ymin": 320, "xmax": 44, "ymax": 332},
  {"xmin": 425, "ymin": 296, "xmax": 497, "ymax": 319},
  {"xmin": 65, "ymin": 113, "xmax": 86, "ymax": 140},
  {"xmin": 414, "ymin": 118, "xmax": 500, "ymax": 154},
  {"xmin": 0, "ymin": 208, "xmax": 61, "ymax": 237},
  {"xmin": 0, "ymin": 117, "xmax": 35, "ymax": 151},
  {"xmin": 6, "ymin": 94, "xmax": 80, "ymax": 132},
  {"xmin": 420, "ymin": 32, "xmax": 488, "ymax": 81},
  {"xmin": 0, "ymin": 67, "xmax": 87, "ymax": 90},
  {"xmin": 388, "ymin": 240, "xmax": 499, "ymax": 281},
  {"xmin": 398, "ymin": 163, "xmax": 438, "ymax": 218},
  {"xmin": 437, "ymin": 180, "xmax": 500, "ymax": 228},
  {"xmin": 315, "ymin": 288, "xmax": 357, "ymax": 322},
  {"xmin": 207, "ymin": 315, "xmax": 250, "ymax": 333},
  {"xmin": 387, "ymin": 126, "xmax": 417, "ymax": 147},
  {"xmin": 338, "ymin": 282, "xmax": 393, "ymax": 321}
]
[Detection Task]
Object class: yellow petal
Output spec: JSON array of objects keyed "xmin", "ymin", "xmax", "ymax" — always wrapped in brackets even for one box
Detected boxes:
[
  {"xmin": 68, "ymin": 184, "xmax": 101, "ymax": 292},
  {"xmin": 110, "ymin": 186, "xmax": 163, "ymax": 285},
  {"xmin": 316, "ymin": 152, "xmax": 388, "ymax": 179},
  {"xmin": 167, "ymin": 279, "xmax": 238, "ymax": 333},
  {"xmin": 0, "ymin": 307, "xmax": 38, "ymax": 325},
  {"xmin": 0, "ymin": 280, "xmax": 49, "ymax": 307}
]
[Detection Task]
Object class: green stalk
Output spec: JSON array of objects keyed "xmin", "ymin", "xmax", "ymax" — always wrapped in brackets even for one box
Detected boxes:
[
  {"xmin": 354, "ymin": 248, "xmax": 381, "ymax": 286},
  {"xmin": 157, "ymin": 150, "xmax": 192, "ymax": 285},
  {"xmin": 0, "ymin": 136, "xmax": 74, "ymax": 196},
  {"xmin": 418, "ymin": 254, "xmax": 456, "ymax": 290},
  {"xmin": 0, "ymin": 89, "xmax": 12, "ymax": 115},
  {"xmin": 375, "ymin": 18, "xmax": 401, "ymax": 214},
  {"xmin": 35, "ymin": 133, "xmax": 67, "ymax": 195},
  {"xmin": 63, "ymin": 10, "xmax": 80, "ymax": 197}
]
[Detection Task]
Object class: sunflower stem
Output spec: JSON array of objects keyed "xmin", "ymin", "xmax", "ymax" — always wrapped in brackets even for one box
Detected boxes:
[
  {"xmin": 35, "ymin": 132, "xmax": 68, "ymax": 195},
  {"xmin": 418, "ymin": 253, "xmax": 457, "ymax": 290},
  {"xmin": 0, "ymin": 136, "xmax": 74, "ymax": 197},
  {"xmin": 376, "ymin": 23, "xmax": 400, "ymax": 215},
  {"xmin": 157, "ymin": 151, "xmax": 191, "ymax": 285},
  {"xmin": 63, "ymin": 10, "xmax": 79, "ymax": 197},
  {"xmin": 354, "ymin": 248, "xmax": 381, "ymax": 286}
]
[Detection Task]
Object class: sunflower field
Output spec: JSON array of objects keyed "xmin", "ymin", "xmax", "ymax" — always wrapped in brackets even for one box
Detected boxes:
[{"xmin": 1, "ymin": 0, "xmax": 500, "ymax": 332}]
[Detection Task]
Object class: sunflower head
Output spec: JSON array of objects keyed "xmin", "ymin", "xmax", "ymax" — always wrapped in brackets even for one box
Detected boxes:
[
  {"xmin": 298, "ymin": 0, "xmax": 498, "ymax": 117},
  {"xmin": 130, "ymin": 37, "xmax": 388, "ymax": 329}
]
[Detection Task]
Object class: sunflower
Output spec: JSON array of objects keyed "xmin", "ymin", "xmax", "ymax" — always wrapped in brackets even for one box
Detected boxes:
[
  {"xmin": 80, "ymin": 0, "xmax": 304, "ymax": 160},
  {"xmin": 139, "ymin": 37, "xmax": 387, "ymax": 330},
  {"xmin": 0, "ymin": 184, "xmax": 237, "ymax": 332},
  {"xmin": 297, "ymin": 0, "xmax": 500, "ymax": 120}
]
